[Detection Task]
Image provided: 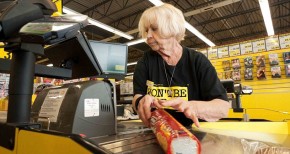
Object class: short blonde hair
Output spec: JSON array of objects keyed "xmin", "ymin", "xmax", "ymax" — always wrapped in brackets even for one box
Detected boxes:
[{"xmin": 138, "ymin": 3, "xmax": 186, "ymax": 42}]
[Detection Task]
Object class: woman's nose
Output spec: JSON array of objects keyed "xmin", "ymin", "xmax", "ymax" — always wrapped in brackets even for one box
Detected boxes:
[{"xmin": 147, "ymin": 29, "xmax": 152, "ymax": 38}]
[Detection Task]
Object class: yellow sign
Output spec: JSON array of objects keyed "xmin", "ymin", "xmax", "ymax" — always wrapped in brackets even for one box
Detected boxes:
[
  {"xmin": 218, "ymin": 45, "xmax": 229, "ymax": 58},
  {"xmin": 240, "ymin": 41, "xmax": 253, "ymax": 55},
  {"xmin": 207, "ymin": 47, "xmax": 218, "ymax": 60},
  {"xmin": 229, "ymin": 43, "xmax": 241, "ymax": 56},
  {"xmin": 252, "ymin": 38, "xmax": 266, "ymax": 53},
  {"xmin": 147, "ymin": 86, "xmax": 188, "ymax": 101},
  {"xmin": 147, "ymin": 86, "xmax": 188, "ymax": 110}
]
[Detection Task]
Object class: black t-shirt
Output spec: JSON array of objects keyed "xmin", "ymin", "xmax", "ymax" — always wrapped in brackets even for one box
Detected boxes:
[{"xmin": 133, "ymin": 46, "xmax": 228, "ymax": 126}]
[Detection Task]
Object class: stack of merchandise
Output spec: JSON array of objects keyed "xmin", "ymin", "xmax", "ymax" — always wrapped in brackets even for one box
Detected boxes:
[
  {"xmin": 256, "ymin": 55, "xmax": 266, "ymax": 80},
  {"xmin": 283, "ymin": 52, "xmax": 290, "ymax": 77},
  {"xmin": 244, "ymin": 56, "xmax": 253, "ymax": 80},
  {"xmin": 231, "ymin": 58, "xmax": 241, "ymax": 81},
  {"xmin": 269, "ymin": 53, "xmax": 281, "ymax": 78}
]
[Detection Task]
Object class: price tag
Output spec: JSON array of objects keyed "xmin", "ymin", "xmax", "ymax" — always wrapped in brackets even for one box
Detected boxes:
[
  {"xmin": 252, "ymin": 39, "xmax": 266, "ymax": 53},
  {"xmin": 240, "ymin": 41, "xmax": 253, "ymax": 55},
  {"xmin": 279, "ymin": 33, "xmax": 290, "ymax": 49},
  {"xmin": 218, "ymin": 46, "xmax": 229, "ymax": 58},
  {"xmin": 229, "ymin": 44, "xmax": 240, "ymax": 56},
  {"xmin": 266, "ymin": 35, "xmax": 280, "ymax": 51},
  {"xmin": 207, "ymin": 47, "xmax": 218, "ymax": 60}
]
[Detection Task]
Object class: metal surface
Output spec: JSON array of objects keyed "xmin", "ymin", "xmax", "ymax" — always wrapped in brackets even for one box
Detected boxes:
[
  {"xmin": 89, "ymin": 121, "xmax": 163, "ymax": 154},
  {"xmin": 89, "ymin": 121, "xmax": 290, "ymax": 154},
  {"xmin": 98, "ymin": 133, "xmax": 158, "ymax": 153}
]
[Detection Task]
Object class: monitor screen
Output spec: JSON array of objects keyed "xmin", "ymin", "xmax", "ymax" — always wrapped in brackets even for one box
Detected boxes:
[{"xmin": 89, "ymin": 40, "xmax": 128, "ymax": 76}]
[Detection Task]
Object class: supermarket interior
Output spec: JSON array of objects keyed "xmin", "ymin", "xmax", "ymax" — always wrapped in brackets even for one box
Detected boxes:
[{"xmin": 1, "ymin": 0, "xmax": 290, "ymax": 154}]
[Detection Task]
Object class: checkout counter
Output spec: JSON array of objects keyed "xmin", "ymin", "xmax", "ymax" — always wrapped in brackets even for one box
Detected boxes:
[{"xmin": 0, "ymin": 1, "xmax": 289, "ymax": 154}]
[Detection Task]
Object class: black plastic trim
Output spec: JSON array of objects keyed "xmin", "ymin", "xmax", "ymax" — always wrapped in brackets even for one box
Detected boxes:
[{"xmin": 0, "ymin": 123, "xmax": 15, "ymax": 150}]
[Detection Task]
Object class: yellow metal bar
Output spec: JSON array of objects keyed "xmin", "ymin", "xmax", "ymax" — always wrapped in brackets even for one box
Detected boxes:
[
  {"xmin": 17, "ymin": 130, "xmax": 91, "ymax": 154},
  {"xmin": 200, "ymin": 122, "xmax": 288, "ymax": 134},
  {"xmin": 198, "ymin": 122, "xmax": 290, "ymax": 147}
]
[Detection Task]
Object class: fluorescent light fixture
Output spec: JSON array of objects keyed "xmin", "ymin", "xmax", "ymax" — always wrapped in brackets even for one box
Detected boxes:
[
  {"xmin": 259, "ymin": 0, "xmax": 274, "ymax": 36},
  {"xmin": 46, "ymin": 64, "xmax": 53, "ymax": 67},
  {"xmin": 185, "ymin": 22, "xmax": 215, "ymax": 47},
  {"xmin": 103, "ymin": 0, "xmax": 240, "ymax": 42},
  {"xmin": 148, "ymin": 0, "xmax": 164, "ymax": 6},
  {"xmin": 114, "ymin": 30, "xmax": 133, "ymax": 39},
  {"xmin": 126, "ymin": 72, "xmax": 134, "ymax": 76},
  {"xmin": 63, "ymin": 7, "xmax": 134, "ymax": 40},
  {"xmin": 88, "ymin": 19, "xmax": 114, "ymax": 32},
  {"xmin": 127, "ymin": 61, "xmax": 138, "ymax": 66},
  {"xmin": 147, "ymin": 0, "xmax": 215, "ymax": 47},
  {"xmin": 184, "ymin": 0, "xmax": 241, "ymax": 17},
  {"xmin": 62, "ymin": 7, "xmax": 78, "ymax": 15},
  {"xmin": 126, "ymin": 38, "xmax": 146, "ymax": 46}
]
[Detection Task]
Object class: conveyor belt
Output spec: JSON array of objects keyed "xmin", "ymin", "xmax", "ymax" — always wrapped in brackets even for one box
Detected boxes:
[
  {"xmin": 88, "ymin": 121, "xmax": 290, "ymax": 154},
  {"xmin": 89, "ymin": 126, "xmax": 163, "ymax": 154},
  {"xmin": 98, "ymin": 133, "xmax": 157, "ymax": 153}
]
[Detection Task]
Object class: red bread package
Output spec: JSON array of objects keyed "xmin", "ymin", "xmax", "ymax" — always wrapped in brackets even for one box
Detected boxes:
[{"xmin": 150, "ymin": 109, "xmax": 201, "ymax": 154}]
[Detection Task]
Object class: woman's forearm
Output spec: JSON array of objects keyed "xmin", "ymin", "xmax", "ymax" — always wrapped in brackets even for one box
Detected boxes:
[{"xmin": 193, "ymin": 99, "xmax": 231, "ymax": 121}]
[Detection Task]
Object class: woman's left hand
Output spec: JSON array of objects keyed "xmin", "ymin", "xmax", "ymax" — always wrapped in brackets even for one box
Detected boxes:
[{"xmin": 158, "ymin": 98, "xmax": 200, "ymax": 127}]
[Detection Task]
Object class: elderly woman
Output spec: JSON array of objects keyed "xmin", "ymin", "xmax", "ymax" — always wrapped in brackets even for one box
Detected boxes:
[{"xmin": 133, "ymin": 3, "xmax": 230, "ymax": 127}]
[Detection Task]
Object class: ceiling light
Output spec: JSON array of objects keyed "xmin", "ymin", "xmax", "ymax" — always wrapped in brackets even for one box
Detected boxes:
[
  {"xmin": 127, "ymin": 62, "xmax": 138, "ymax": 66},
  {"xmin": 259, "ymin": 0, "xmax": 274, "ymax": 36},
  {"xmin": 126, "ymin": 72, "xmax": 134, "ymax": 76},
  {"xmin": 185, "ymin": 22, "xmax": 215, "ymax": 47},
  {"xmin": 104, "ymin": 0, "xmax": 240, "ymax": 42},
  {"xmin": 184, "ymin": 0, "xmax": 241, "ymax": 17},
  {"xmin": 63, "ymin": 7, "xmax": 133, "ymax": 40},
  {"xmin": 147, "ymin": 0, "xmax": 215, "ymax": 47},
  {"xmin": 126, "ymin": 38, "xmax": 146, "ymax": 46},
  {"xmin": 148, "ymin": 0, "xmax": 164, "ymax": 6}
]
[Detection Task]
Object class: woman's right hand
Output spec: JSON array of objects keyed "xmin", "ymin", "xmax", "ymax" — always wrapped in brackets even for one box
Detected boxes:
[{"xmin": 136, "ymin": 95, "xmax": 162, "ymax": 127}]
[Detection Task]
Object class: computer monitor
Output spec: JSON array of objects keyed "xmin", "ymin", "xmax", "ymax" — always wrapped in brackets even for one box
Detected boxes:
[{"xmin": 89, "ymin": 40, "xmax": 128, "ymax": 80}]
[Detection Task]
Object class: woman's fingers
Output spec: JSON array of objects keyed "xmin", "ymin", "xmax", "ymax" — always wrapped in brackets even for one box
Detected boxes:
[
  {"xmin": 153, "ymin": 98, "xmax": 163, "ymax": 109},
  {"xmin": 143, "ymin": 97, "xmax": 152, "ymax": 120},
  {"xmin": 163, "ymin": 99, "xmax": 200, "ymax": 128},
  {"xmin": 159, "ymin": 99, "xmax": 180, "ymax": 107},
  {"xmin": 137, "ymin": 100, "xmax": 148, "ymax": 126},
  {"xmin": 191, "ymin": 114, "xmax": 200, "ymax": 128},
  {"xmin": 159, "ymin": 98, "xmax": 187, "ymax": 112},
  {"xmin": 137, "ymin": 95, "xmax": 156, "ymax": 127},
  {"xmin": 184, "ymin": 108, "xmax": 200, "ymax": 128}
]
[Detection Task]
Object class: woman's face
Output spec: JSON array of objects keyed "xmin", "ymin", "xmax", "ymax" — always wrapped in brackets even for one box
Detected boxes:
[{"xmin": 145, "ymin": 24, "xmax": 175, "ymax": 56}]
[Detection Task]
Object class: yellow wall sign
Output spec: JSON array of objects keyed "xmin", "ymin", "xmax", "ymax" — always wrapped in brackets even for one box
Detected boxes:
[{"xmin": 229, "ymin": 43, "xmax": 241, "ymax": 56}]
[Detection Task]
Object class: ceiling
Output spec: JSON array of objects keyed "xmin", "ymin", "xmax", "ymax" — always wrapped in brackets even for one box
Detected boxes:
[{"xmin": 61, "ymin": 0, "xmax": 290, "ymax": 74}]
